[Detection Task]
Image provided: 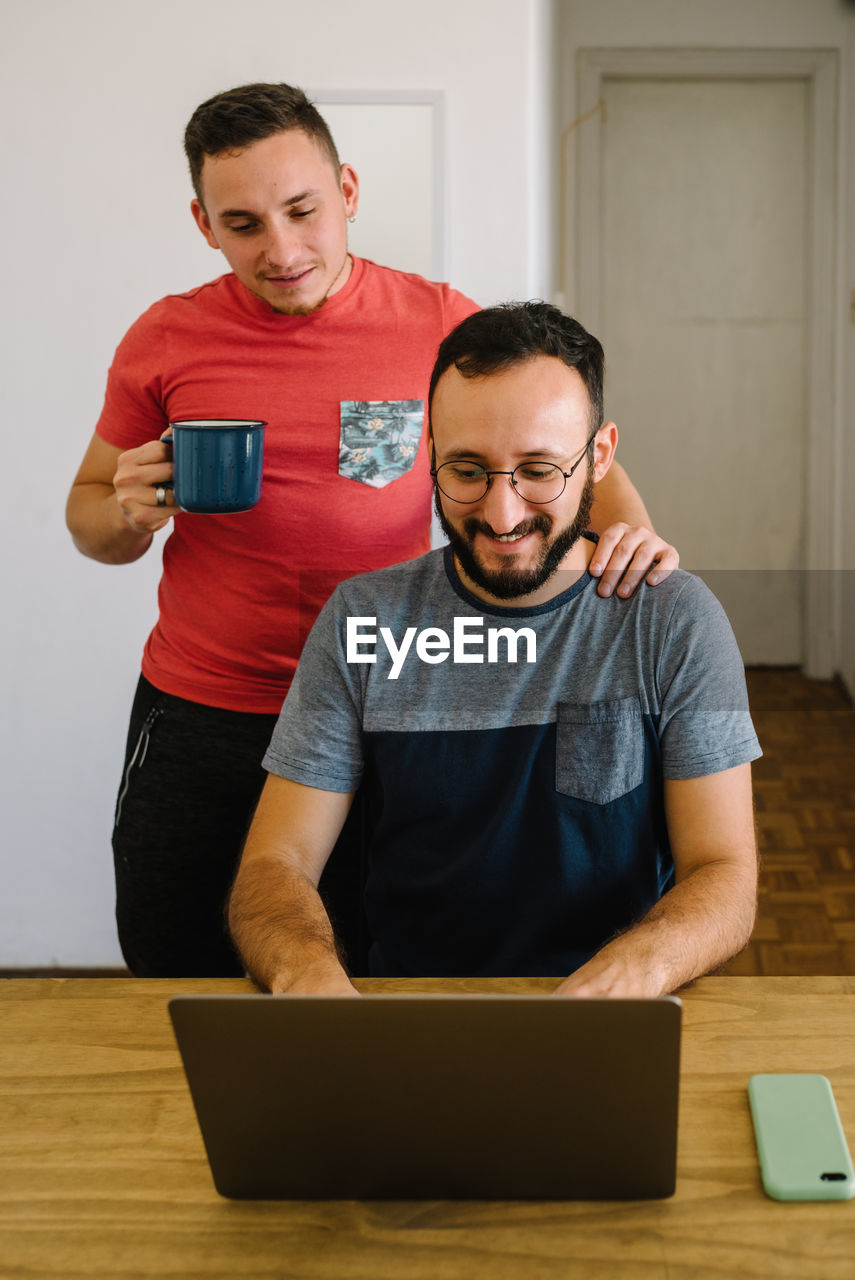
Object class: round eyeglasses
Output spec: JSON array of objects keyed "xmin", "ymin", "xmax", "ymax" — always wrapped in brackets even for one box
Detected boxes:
[{"xmin": 430, "ymin": 430, "xmax": 598, "ymax": 505}]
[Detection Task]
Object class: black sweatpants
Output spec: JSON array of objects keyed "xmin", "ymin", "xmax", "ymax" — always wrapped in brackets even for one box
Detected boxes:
[{"xmin": 112, "ymin": 675, "xmax": 367, "ymax": 977}]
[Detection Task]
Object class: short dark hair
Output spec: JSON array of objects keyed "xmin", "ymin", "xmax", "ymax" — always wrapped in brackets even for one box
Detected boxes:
[
  {"xmin": 183, "ymin": 82, "xmax": 341, "ymax": 202},
  {"xmin": 428, "ymin": 301, "xmax": 605, "ymax": 435}
]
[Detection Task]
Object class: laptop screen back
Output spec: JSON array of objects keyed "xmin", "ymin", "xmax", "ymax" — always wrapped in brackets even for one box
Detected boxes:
[{"xmin": 169, "ymin": 993, "xmax": 681, "ymax": 1200}]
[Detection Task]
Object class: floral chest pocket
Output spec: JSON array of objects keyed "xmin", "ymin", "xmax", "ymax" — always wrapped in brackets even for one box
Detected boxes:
[
  {"xmin": 339, "ymin": 400, "xmax": 425, "ymax": 488},
  {"xmin": 555, "ymin": 697, "xmax": 645, "ymax": 805}
]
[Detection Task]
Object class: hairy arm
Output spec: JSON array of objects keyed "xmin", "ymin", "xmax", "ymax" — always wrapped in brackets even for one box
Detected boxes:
[
  {"xmin": 554, "ymin": 763, "xmax": 757, "ymax": 998},
  {"xmin": 588, "ymin": 460, "xmax": 653, "ymax": 532},
  {"xmin": 66, "ymin": 431, "xmax": 174, "ymax": 564},
  {"xmin": 228, "ymin": 774, "xmax": 359, "ymax": 995}
]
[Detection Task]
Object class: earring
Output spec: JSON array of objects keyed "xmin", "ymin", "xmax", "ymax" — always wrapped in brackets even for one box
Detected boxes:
[{"xmin": 347, "ymin": 215, "xmax": 357, "ymax": 224}]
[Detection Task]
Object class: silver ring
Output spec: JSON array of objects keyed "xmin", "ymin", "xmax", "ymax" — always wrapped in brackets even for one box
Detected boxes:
[{"xmin": 155, "ymin": 486, "xmax": 167, "ymax": 508}]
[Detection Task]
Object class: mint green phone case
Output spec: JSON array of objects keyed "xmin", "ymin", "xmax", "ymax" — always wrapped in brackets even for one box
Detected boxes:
[{"xmin": 748, "ymin": 1073, "xmax": 855, "ymax": 1201}]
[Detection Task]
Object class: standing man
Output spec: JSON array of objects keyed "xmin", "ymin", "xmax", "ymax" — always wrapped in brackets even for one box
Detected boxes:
[{"xmin": 66, "ymin": 83, "xmax": 677, "ymax": 977}]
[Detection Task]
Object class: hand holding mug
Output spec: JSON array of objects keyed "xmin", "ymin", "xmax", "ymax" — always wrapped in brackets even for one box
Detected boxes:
[{"xmin": 113, "ymin": 437, "xmax": 175, "ymax": 534}]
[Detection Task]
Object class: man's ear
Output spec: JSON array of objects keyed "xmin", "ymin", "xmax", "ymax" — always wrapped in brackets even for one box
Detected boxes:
[
  {"xmin": 190, "ymin": 198, "xmax": 220, "ymax": 250},
  {"xmin": 592, "ymin": 422, "xmax": 618, "ymax": 483},
  {"xmin": 339, "ymin": 163, "xmax": 359, "ymax": 220}
]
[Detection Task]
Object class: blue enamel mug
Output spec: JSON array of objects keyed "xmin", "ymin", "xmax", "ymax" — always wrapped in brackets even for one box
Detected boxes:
[{"xmin": 168, "ymin": 419, "xmax": 266, "ymax": 514}]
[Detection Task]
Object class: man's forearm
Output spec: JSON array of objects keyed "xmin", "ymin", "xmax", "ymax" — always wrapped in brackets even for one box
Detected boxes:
[
  {"xmin": 588, "ymin": 460, "xmax": 654, "ymax": 534},
  {"xmin": 228, "ymin": 854, "xmax": 354, "ymax": 994},
  {"xmin": 66, "ymin": 483, "xmax": 154, "ymax": 565},
  {"xmin": 555, "ymin": 858, "xmax": 757, "ymax": 998}
]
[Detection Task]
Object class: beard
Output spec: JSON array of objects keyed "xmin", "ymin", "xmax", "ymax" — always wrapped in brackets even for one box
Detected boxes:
[
  {"xmin": 262, "ymin": 251, "xmax": 352, "ymax": 317},
  {"xmin": 436, "ymin": 467, "xmax": 595, "ymax": 601}
]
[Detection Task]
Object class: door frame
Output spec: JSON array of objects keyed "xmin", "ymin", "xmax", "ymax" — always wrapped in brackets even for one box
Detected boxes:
[
  {"xmin": 572, "ymin": 48, "xmax": 839, "ymax": 678},
  {"xmin": 310, "ymin": 89, "xmax": 447, "ymax": 280}
]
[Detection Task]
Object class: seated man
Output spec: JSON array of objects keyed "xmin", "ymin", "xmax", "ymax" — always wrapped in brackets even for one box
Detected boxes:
[{"xmin": 229, "ymin": 302, "xmax": 760, "ymax": 997}]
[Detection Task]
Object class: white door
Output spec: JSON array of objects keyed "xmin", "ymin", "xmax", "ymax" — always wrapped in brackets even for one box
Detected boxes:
[{"xmin": 594, "ymin": 76, "xmax": 808, "ymax": 663}]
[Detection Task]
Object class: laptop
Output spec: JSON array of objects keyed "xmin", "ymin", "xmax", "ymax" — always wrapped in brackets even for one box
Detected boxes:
[{"xmin": 169, "ymin": 993, "xmax": 681, "ymax": 1201}]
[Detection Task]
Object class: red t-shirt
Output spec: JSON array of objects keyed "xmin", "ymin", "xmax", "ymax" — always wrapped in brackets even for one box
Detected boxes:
[{"xmin": 96, "ymin": 258, "xmax": 478, "ymax": 712}]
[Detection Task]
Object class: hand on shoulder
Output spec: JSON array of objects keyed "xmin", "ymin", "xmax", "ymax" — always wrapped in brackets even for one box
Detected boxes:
[{"xmin": 589, "ymin": 523, "xmax": 679, "ymax": 599}]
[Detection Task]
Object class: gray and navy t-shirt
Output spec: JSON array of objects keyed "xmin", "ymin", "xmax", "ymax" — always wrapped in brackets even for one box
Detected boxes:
[{"xmin": 264, "ymin": 540, "xmax": 761, "ymax": 977}]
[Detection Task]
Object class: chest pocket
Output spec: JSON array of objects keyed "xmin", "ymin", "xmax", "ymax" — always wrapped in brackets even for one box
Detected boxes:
[
  {"xmin": 556, "ymin": 697, "xmax": 644, "ymax": 805},
  {"xmin": 338, "ymin": 400, "xmax": 425, "ymax": 488}
]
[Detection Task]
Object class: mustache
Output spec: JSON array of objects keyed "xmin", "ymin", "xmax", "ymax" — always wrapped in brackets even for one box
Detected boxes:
[{"xmin": 462, "ymin": 515, "xmax": 553, "ymax": 539}]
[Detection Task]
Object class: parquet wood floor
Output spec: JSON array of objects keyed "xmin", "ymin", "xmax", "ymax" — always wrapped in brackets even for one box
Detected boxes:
[{"xmin": 723, "ymin": 667, "xmax": 855, "ymax": 976}]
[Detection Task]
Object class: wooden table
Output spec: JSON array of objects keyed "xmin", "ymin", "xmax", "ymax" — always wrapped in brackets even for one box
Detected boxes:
[{"xmin": 1, "ymin": 976, "xmax": 853, "ymax": 1279}]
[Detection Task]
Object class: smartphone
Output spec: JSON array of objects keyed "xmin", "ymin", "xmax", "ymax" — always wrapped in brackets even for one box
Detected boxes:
[{"xmin": 748, "ymin": 1073, "xmax": 855, "ymax": 1201}]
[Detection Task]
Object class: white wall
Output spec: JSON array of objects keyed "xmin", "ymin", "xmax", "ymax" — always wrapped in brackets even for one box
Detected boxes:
[
  {"xmin": 559, "ymin": 0, "xmax": 855, "ymax": 697},
  {"xmin": 0, "ymin": 0, "xmax": 556, "ymax": 967}
]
